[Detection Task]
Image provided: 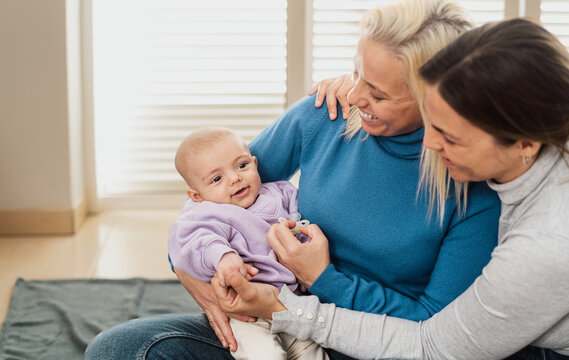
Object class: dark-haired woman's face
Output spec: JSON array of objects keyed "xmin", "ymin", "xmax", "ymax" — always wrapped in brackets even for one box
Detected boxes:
[{"xmin": 422, "ymin": 85, "xmax": 529, "ymax": 184}]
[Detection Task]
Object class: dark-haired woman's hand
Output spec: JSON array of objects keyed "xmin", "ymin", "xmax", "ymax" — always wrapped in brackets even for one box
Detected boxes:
[{"xmin": 212, "ymin": 271, "xmax": 285, "ymax": 320}]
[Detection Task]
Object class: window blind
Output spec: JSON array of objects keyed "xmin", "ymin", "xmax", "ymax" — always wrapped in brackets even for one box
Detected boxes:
[
  {"xmin": 90, "ymin": 0, "xmax": 566, "ymax": 202},
  {"xmin": 310, "ymin": 0, "xmax": 506, "ymax": 84},
  {"xmin": 311, "ymin": 0, "xmax": 392, "ymax": 82},
  {"xmin": 540, "ymin": 0, "xmax": 569, "ymax": 49},
  {"xmin": 457, "ymin": 0, "xmax": 505, "ymax": 24},
  {"xmin": 92, "ymin": 0, "xmax": 287, "ymax": 195}
]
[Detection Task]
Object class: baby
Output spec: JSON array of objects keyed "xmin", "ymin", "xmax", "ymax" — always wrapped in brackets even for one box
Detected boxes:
[{"xmin": 168, "ymin": 127, "xmax": 328, "ymax": 360}]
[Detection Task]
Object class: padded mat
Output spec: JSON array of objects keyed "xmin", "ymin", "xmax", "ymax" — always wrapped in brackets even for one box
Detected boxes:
[{"xmin": 0, "ymin": 278, "xmax": 201, "ymax": 359}]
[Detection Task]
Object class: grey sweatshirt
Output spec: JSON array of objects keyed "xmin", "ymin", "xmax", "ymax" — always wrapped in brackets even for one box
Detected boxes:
[{"xmin": 272, "ymin": 145, "xmax": 569, "ymax": 360}]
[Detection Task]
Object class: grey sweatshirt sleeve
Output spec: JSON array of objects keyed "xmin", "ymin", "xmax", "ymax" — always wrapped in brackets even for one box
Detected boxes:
[
  {"xmin": 272, "ymin": 286, "xmax": 425, "ymax": 359},
  {"xmin": 272, "ymin": 228, "xmax": 569, "ymax": 360}
]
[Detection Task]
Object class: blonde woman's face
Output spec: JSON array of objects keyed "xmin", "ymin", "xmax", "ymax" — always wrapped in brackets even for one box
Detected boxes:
[{"xmin": 347, "ymin": 38, "xmax": 422, "ymax": 136}]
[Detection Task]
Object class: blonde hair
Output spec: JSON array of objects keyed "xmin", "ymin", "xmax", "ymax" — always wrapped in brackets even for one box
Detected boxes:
[
  {"xmin": 175, "ymin": 127, "xmax": 247, "ymax": 186},
  {"xmin": 344, "ymin": 0, "xmax": 474, "ymax": 219}
]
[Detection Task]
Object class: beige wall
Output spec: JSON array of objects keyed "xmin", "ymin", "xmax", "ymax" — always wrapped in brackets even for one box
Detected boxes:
[{"xmin": 0, "ymin": 0, "xmax": 85, "ymax": 233}]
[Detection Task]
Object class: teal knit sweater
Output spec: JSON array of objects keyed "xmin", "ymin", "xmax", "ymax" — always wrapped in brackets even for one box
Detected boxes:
[{"xmin": 250, "ymin": 94, "xmax": 500, "ymax": 321}]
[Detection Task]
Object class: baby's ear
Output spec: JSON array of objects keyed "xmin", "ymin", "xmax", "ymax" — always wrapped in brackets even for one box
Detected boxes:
[{"xmin": 187, "ymin": 188, "xmax": 202, "ymax": 202}]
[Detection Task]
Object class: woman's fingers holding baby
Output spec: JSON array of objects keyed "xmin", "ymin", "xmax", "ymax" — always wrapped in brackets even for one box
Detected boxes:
[
  {"xmin": 267, "ymin": 222, "xmax": 300, "ymax": 259},
  {"xmin": 267, "ymin": 223, "xmax": 331, "ymax": 289},
  {"xmin": 174, "ymin": 268, "xmax": 241, "ymax": 351},
  {"xmin": 212, "ymin": 272, "xmax": 284, "ymax": 320},
  {"xmin": 299, "ymin": 224, "xmax": 329, "ymax": 246},
  {"xmin": 217, "ymin": 260, "xmax": 259, "ymax": 288}
]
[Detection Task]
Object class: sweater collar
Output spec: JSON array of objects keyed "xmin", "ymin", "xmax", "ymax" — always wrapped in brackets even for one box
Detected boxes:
[
  {"xmin": 487, "ymin": 145, "xmax": 561, "ymax": 205},
  {"xmin": 245, "ymin": 184, "xmax": 281, "ymax": 219},
  {"xmin": 368, "ymin": 127, "xmax": 425, "ymax": 160}
]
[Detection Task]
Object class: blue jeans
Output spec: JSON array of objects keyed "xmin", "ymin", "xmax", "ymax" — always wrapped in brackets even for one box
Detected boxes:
[
  {"xmin": 84, "ymin": 314, "xmax": 355, "ymax": 360},
  {"xmin": 505, "ymin": 346, "xmax": 569, "ymax": 360}
]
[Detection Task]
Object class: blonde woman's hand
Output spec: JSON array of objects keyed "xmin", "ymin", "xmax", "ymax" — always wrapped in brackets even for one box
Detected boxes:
[
  {"xmin": 267, "ymin": 221, "xmax": 331, "ymax": 289},
  {"xmin": 174, "ymin": 267, "xmax": 256, "ymax": 352},
  {"xmin": 308, "ymin": 73, "xmax": 354, "ymax": 120}
]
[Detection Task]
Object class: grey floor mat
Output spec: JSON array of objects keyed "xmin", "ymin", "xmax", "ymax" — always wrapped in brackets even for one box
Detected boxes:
[{"xmin": 0, "ymin": 278, "xmax": 201, "ymax": 359}]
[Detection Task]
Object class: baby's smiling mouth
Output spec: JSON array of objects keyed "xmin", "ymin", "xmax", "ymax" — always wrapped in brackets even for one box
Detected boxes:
[{"xmin": 232, "ymin": 186, "xmax": 249, "ymax": 197}]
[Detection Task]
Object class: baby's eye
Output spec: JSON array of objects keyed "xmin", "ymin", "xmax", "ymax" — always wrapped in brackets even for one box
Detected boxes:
[
  {"xmin": 237, "ymin": 162, "xmax": 248, "ymax": 169},
  {"xmin": 212, "ymin": 175, "xmax": 222, "ymax": 183}
]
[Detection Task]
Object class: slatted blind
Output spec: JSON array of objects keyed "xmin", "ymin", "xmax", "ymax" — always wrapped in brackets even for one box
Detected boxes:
[
  {"xmin": 457, "ymin": 0, "xmax": 505, "ymax": 24},
  {"xmin": 92, "ymin": 0, "xmax": 287, "ymax": 195},
  {"xmin": 91, "ymin": 0, "xmax": 566, "ymax": 200},
  {"xmin": 311, "ymin": 1, "xmax": 392, "ymax": 82},
  {"xmin": 540, "ymin": 0, "xmax": 569, "ymax": 49},
  {"xmin": 310, "ymin": 0, "xmax": 506, "ymax": 84}
]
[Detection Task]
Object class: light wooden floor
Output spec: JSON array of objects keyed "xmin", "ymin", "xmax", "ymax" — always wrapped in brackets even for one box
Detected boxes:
[{"xmin": 0, "ymin": 210, "xmax": 180, "ymax": 329}]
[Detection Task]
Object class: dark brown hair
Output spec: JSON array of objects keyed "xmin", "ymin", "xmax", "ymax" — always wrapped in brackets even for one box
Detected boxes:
[{"xmin": 419, "ymin": 18, "xmax": 569, "ymax": 153}]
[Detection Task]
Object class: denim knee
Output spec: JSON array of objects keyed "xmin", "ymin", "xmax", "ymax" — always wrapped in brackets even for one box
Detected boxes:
[{"xmin": 84, "ymin": 314, "xmax": 229, "ymax": 360}]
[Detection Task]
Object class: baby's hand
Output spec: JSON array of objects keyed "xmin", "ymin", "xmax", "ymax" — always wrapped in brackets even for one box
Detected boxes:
[{"xmin": 217, "ymin": 253, "xmax": 248, "ymax": 288}]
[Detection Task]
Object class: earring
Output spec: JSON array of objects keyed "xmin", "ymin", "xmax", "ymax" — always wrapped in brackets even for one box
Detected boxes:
[{"xmin": 522, "ymin": 155, "xmax": 534, "ymax": 165}]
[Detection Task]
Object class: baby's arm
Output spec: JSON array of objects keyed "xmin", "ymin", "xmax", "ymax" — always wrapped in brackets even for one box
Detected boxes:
[
  {"xmin": 217, "ymin": 252, "xmax": 250, "ymax": 288},
  {"xmin": 169, "ymin": 215, "xmax": 238, "ymax": 281}
]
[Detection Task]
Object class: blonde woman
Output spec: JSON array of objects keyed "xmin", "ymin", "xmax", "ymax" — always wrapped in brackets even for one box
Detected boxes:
[{"xmin": 85, "ymin": 1, "xmax": 500, "ymax": 359}]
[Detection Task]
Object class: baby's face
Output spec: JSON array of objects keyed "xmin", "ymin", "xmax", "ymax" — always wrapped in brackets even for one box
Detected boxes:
[{"xmin": 188, "ymin": 135, "xmax": 261, "ymax": 208}]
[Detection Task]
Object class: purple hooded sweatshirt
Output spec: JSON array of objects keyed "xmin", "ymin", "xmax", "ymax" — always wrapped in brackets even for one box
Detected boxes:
[{"xmin": 168, "ymin": 181, "xmax": 302, "ymax": 292}]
